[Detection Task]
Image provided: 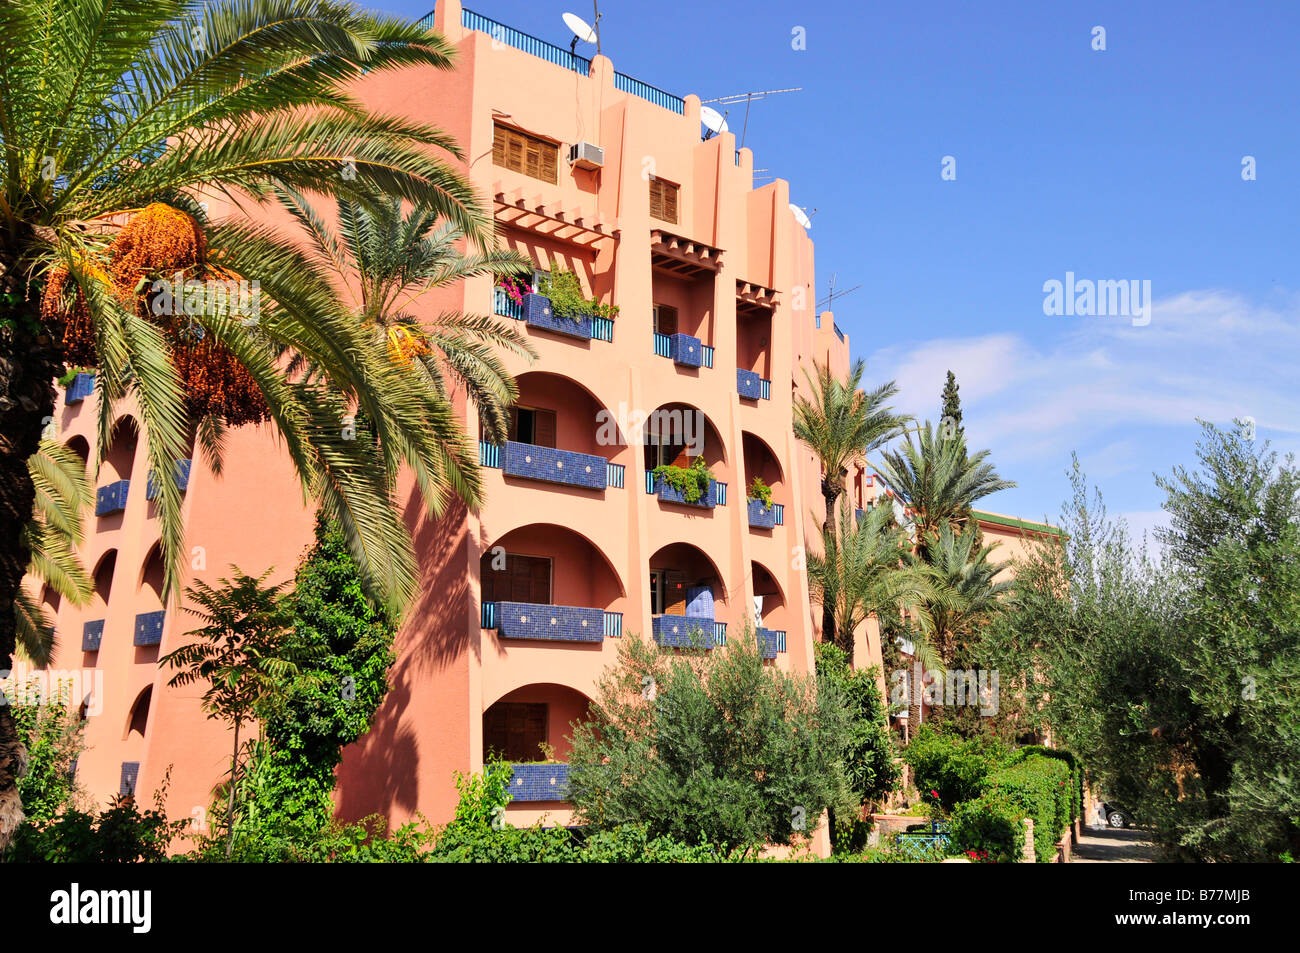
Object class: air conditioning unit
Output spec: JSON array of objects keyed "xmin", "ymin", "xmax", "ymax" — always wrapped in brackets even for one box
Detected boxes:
[{"xmin": 568, "ymin": 141, "xmax": 604, "ymax": 170}]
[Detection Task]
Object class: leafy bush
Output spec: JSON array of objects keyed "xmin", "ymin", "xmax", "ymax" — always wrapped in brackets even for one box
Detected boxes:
[
  {"xmin": 537, "ymin": 263, "xmax": 618, "ymax": 321},
  {"xmin": 984, "ymin": 753, "xmax": 1071, "ymax": 862},
  {"xmin": 652, "ymin": 456, "xmax": 714, "ymax": 503},
  {"xmin": 748, "ymin": 476, "xmax": 773, "ymax": 509},
  {"xmin": 949, "ymin": 794, "xmax": 1025, "ymax": 863},
  {"xmin": 815, "ymin": 644, "xmax": 900, "ymax": 851},
  {"xmin": 568, "ymin": 630, "xmax": 855, "ymax": 857},
  {"xmin": 9, "ymin": 677, "xmax": 83, "ymax": 822},
  {"xmin": 903, "ymin": 726, "xmax": 1006, "ymax": 813}
]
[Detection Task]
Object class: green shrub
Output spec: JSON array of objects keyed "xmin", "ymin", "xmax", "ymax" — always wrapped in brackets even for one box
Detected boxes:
[
  {"xmin": 748, "ymin": 476, "xmax": 773, "ymax": 509},
  {"xmin": 949, "ymin": 794, "xmax": 1025, "ymax": 863},
  {"xmin": 652, "ymin": 456, "xmax": 715, "ymax": 503},
  {"xmin": 904, "ymin": 725, "xmax": 1007, "ymax": 812},
  {"xmin": 985, "ymin": 754, "xmax": 1070, "ymax": 862},
  {"xmin": 537, "ymin": 263, "xmax": 618, "ymax": 322}
]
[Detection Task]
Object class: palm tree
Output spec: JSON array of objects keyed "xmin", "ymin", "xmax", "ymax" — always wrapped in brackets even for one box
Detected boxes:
[
  {"xmin": 160, "ymin": 567, "xmax": 303, "ymax": 859},
  {"xmin": 794, "ymin": 359, "xmax": 910, "ymax": 647},
  {"xmin": 14, "ymin": 440, "xmax": 94, "ymax": 666},
  {"xmin": 917, "ymin": 519, "xmax": 1013, "ymax": 663},
  {"xmin": 273, "ymin": 186, "xmax": 536, "ymax": 443},
  {"xmin": 876, "ymin": 421, "xmax": 1016, "ymax": 560},
  {"xmin": 808, "ymin": 499, "xmax": 943, "ymax": 669},
  {"xmin": 0, "ymin": 0, "xmax": 497, "ymax": 847}
]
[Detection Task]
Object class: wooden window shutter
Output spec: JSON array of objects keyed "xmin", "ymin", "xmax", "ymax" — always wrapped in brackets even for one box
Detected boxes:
[
  {"xmin": 650, "ymin": 178, "xmax": 678, "ymax": 223},
  {"xmin": 507, "ymin": 407, "xmax": 520, "ymax": 443},
  {"xmin": 493, "ymin": 125, "xmax": 558, "ymax": 184},
  {"xmin": 534, "ymin": 409, "xmax": 557, "ymax": 449}
]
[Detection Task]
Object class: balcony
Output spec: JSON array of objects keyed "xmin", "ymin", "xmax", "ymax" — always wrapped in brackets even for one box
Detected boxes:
[
  {"xmin": 649, "ymin": 472, "xmax": 724, "ymax": 509},
  {"xmin": 507, "ymin": 762, "xmax": 571, "ymax": 802},
  {"xmin": 747, "ymin": 498, "xmax": 785, "ymax": 529},
  {"xmin": 65, "ymin": 372, "xmax": 96, "ymax": 403},
  {"xmin": 736, "ymin": 369, "xmax": 772, "ymax": 401},
  {"xmin": 652, "ymin": 614, "xmax": 722, "ymax": 649},
  {"xmin": 146, "ymin": 459, "xmax": 192, "ymax": 500},
  {"xmin": 95, "ymin": 480, "xmax": 129, "ymax": 516},
  {"xmin": 133, "ymin": 610, "xmax": 164, "ymax": 647},
  {"xmin": 120, "ymin": 761, "xmax": 140, "ymax": 797},
  {"xmin": 523, "ymin": 293, "xmax": 593, "ymax": 340},
  {"xmin": 502, "ymin": 441, "xmax": 609, "ymax": 491},
  {"xmin": 758, "ymin": 628, "xmax": 787, "ymax": 659},
  {"xmin": 82, "ymin": 619, "xmax": 104, "ymax": 652},
  {"xmin": 482, "ymin": 601, "xmax": 607, "ymax": 643},
  {"xmin": 652, "ymin": 332, "xmax": 714, "ymax": 368}
]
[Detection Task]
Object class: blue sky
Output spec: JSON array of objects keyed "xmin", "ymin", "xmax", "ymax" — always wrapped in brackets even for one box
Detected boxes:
[{"xmin": 387, "ymin": 0, "xmax": 1300, "ymax": 535}]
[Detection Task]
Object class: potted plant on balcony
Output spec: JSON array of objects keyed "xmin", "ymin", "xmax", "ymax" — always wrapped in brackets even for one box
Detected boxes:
[
  {"xmin": 496, "ymin": 275, "xmax": 530, "ymax": 309},
  {"xmin": 748, "ymin": 476, "xmax": 773, "ymax": 511},
  {"xmin": 654, "ymin": 456, "xmax": 714, "ymax": 505},
  {"xmin": 525, "ymin": 263, "xmax": 617, "ymax": 339}
]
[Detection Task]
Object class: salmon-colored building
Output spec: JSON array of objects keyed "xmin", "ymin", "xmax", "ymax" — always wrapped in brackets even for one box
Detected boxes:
[{"xmin": 20, "ymin": 1, "xmax": 873, "ymax": 852}]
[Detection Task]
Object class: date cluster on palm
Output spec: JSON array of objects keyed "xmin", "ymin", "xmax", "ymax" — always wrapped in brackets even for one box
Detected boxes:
[{"xmin": 39, "ymin": 203, "xmax": 270, "ymax": 425}]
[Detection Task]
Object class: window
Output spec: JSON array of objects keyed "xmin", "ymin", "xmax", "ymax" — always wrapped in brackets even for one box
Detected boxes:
[
  {"xmin": 509, "ymin": 407, "xmax": 557, "ymax": 448},
  {"xmin": 649, "ymin": 177, "xmax": 679, "ymax": 223},
  {"xmin": 481, "ymin": 552, "xmax": 552, "ymax": 605},
  {"xmin": 652, "ymin": 304, "xmax": 678, "ymax": 335},
  {"xmin": 484, "ymin": 702, "xmax": 548, "ymax": 762},
  {"xmin": 493, "ymin": 124, "xmax": 558, "ymax": 184}
]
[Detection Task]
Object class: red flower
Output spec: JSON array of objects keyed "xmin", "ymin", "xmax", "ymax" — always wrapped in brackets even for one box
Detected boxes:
[{"xmin": 930, "ymin": 789, "xmax": 940, "ymax": 798}]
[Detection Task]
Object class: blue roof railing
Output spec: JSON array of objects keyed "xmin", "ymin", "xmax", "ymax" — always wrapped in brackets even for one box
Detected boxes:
[{"xmin": 423, "ymin": 7, "xmax": 686, "ymax": 114}]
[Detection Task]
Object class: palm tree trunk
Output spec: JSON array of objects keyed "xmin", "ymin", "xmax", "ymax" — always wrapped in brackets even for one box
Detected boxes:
[
  {"xmin": 0, "ymin": 285, "xmax": 63, "ymax": 850},
  {"xmin": 821, "ymin": 480, "xmax": 841, "ymax": 655}
]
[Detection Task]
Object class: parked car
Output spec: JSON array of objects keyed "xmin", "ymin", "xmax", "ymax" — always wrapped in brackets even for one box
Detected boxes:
[{"xmin": 1101, "ymin": 801, "xmax": 1134, "ymax": 829}]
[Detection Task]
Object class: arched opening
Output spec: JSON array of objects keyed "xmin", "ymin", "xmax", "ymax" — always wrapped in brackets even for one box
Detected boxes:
[
  {"xmin": 479, "ymin": 524, "xmax": 626, "ymax": 640},
  {"xmin": 648, "ymin": 542, "xmax": 728, "ymax": 647},
  {"xmin": 483, "ymin": 683, "xmax": 593, "ymax": 764},
  {"xmin": 40, "ymin": 583, "xmax": 60, "ymax": 620},
  {"xmin": 742, "ymin": 431, "xmax": 785, "ymax": 516},
  {"xmin": 91, "ymin": 550, "xmax": 117, "ymax": 608},
  {"xmin": 65, "ymin": 435, "xmax": 90, "ymax": 470},
  {"xmin": 500, "ymin": 371, "xmax": 629, "ymax": 461},
  {"xmin": 752, "ymin": 561, "xmax": 789, "ymax": 631},
  {"xmin": 139, "ymin": 542, "xmax": 165, "ymax": 604},
  {"xmin": 104, "ymin": 417, "xmax": 138, "ymax": 482},
  {"xmin": 126, "ymin": 685, "xmax": 152, "ymax": 739},
  {"xmin": 643, "ymin": 401, "xmax": 727, "ymax": 477}
]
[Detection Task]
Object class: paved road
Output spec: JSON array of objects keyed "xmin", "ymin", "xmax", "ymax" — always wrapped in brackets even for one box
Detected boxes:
[{"xmin": 1073, "ymin": 825, "xmax": 1161, "ymax": 863}]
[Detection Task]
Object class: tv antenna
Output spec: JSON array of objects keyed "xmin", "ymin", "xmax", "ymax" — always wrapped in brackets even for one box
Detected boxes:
[
  {"xmin": 789, "ymin": 203, "xmax": 814, "ymax": 230},
  {"xmin": 816, "ymin": 272, "xmax": 861, "ymax": 311},
  {"xmin": 562, "ymin": 9, "xmax": 600, "ymax": 55},
  {"xmin": 700, "ymin": 87, "xmax": 801, "ymax": 149}
]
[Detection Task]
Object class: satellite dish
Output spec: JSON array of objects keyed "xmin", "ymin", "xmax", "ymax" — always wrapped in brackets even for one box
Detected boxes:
[
  {"xmin": 563, "ymin": 12, "xmax": 597, "ymax": 46},
  {"xmin": 700, "ymin": 105, "xmax": 729, "ymax": 139},
  {"xmin": 789, "ymin": 203, "xmax": 812, "ymax": 229}
]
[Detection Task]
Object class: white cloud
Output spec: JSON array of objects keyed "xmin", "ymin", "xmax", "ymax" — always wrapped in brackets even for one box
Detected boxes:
[{"xmin": 866, "ymin": 288, "xmax": 1300, "ymax": 468}]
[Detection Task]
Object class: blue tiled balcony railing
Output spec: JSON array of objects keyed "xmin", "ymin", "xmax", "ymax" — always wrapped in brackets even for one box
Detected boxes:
[
  {"xmin": 653, "ymin": 474, "xmax": 717, "ymax": 509},
  {"xmin": 652, "ymin": 615, "xmax": 717, "ymax": 649},
  {"xmin": 758, "ymin": 628, "xmax": 787, "ymax": 659},
  {"xmin": 95, "ymin": 480, "xmax": 129, "ymax": 516},
  {"xmin": 65, "ymin": 372, "xmax": 96, "ymax": 403},
  {"xmin": 523, "ymin": 293, "xmax": 593, "ymax": 340},
  {"xmin": 737, "ymin": 368, "xmax": 762, "ymax": 400},
  {"xmin": 82, "ymin": 619, "xmax": 105, "ymax": 652},
  {"xmin": 484, "ymin": 601, "xmax": 606, "ymax": 643},
  {"xmin": 133, "ymin": 610, "xmax": 164, "ymax": 647},
  {"xmin": 670, "ymin": 333, "xmax": 703, "ymax": 367},
  {"xmin": 508, "ymin": 762, "xmax": 571, "ymax": 802},
  {"xmin": 146, "ymin": 459, "xmax": 192, "ymax": 500},
  {"xmin": 503, "ymin": 441, "xmax": 608, "ymax": 490},
  {"xmin": 748, "ymin": 498, "xmax": 777, "ymax": 529}
]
